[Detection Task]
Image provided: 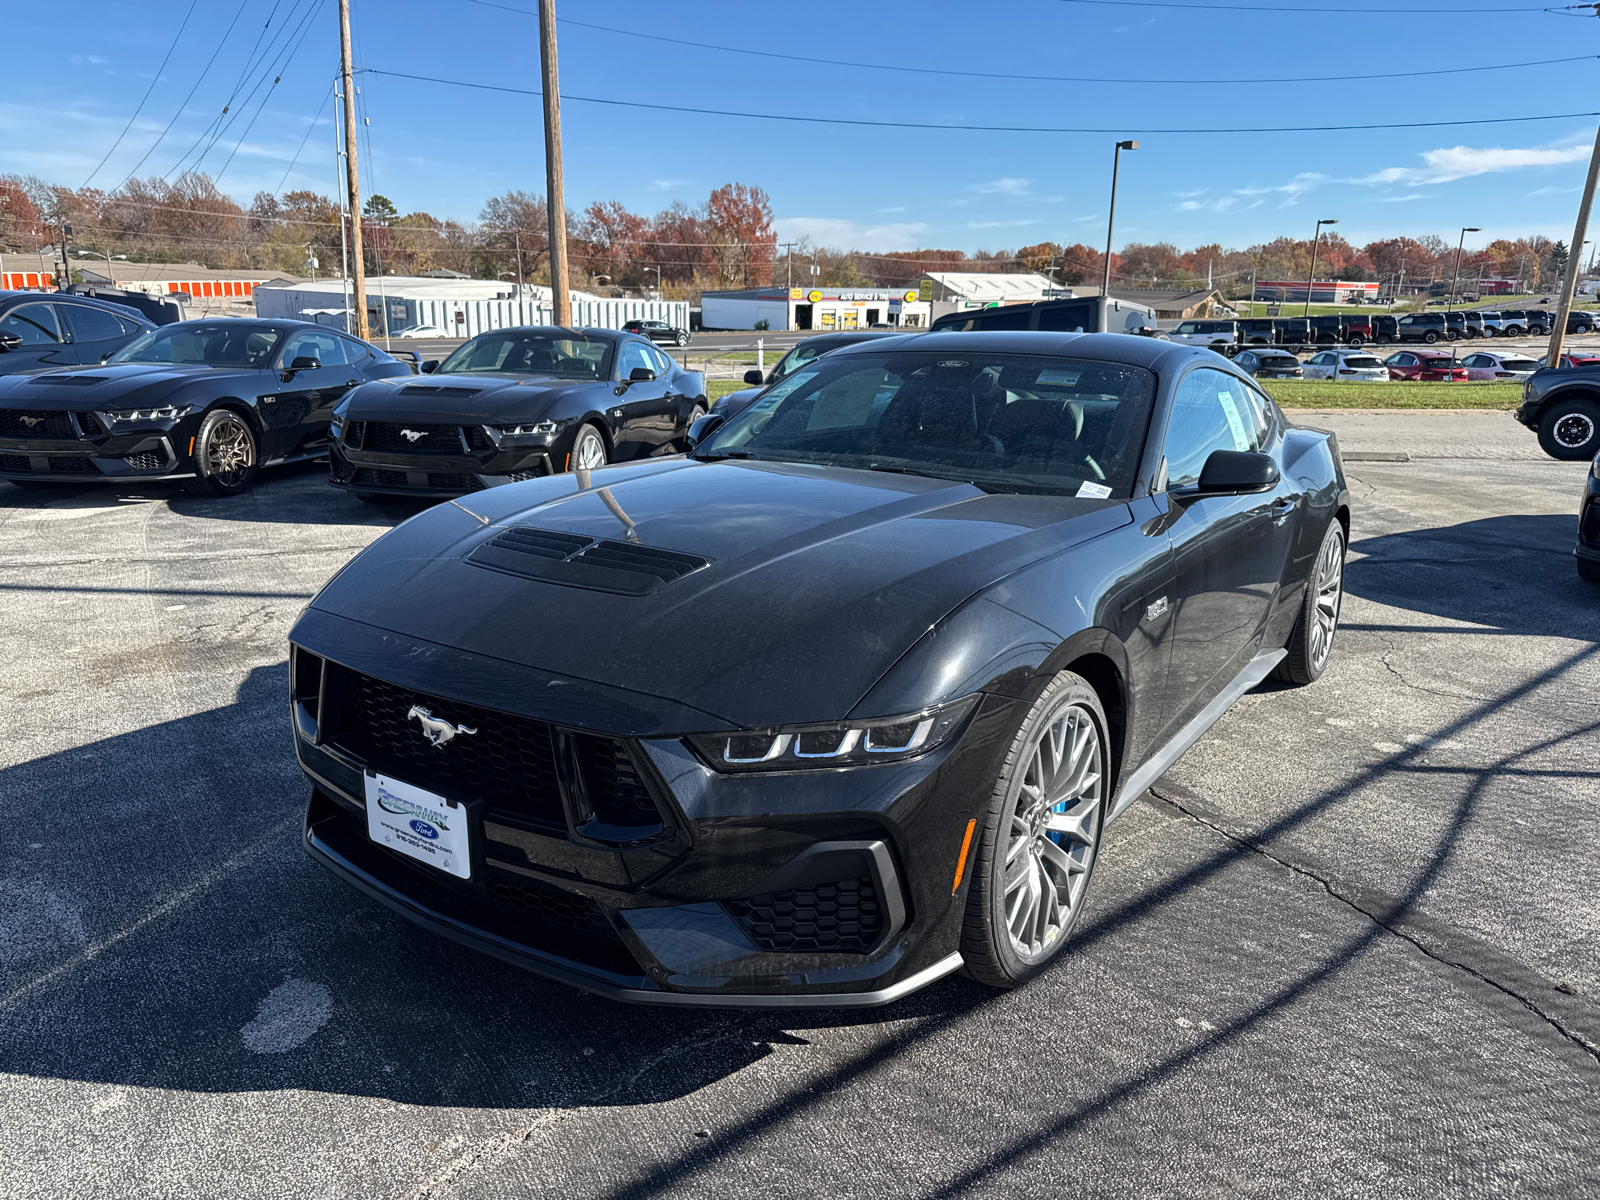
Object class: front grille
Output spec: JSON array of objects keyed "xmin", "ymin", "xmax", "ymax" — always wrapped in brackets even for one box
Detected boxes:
[
  {"xmin": 0, "ymin": 409, "xmax": 76, "ymax": 439},
  {"xmin": 0, "ymin": 454, "xmax": 30, "ymax": 472},
  {"xmin": 576, "ymin": 736, "xmax": 661, "ymax": 827},
  {"xmin": 364, "ymin": 422, "xmax": 462, "ymax": 454},
  {"xmin": 463, "ymin": 424, "xmax": 495, "ymax": 452},
  {"xmin": 484, "ymin": 871, "xmax": 624, "ymax": 943},
  {"xmin": 427, "ymin": 472, "xmax": 481, "ymax": 492},
  {"xmin": 344, "ymin": 420, "xmax": 366, "ymax": 449},
  {"xmin": 123, "ymin": 451, "xmax": 165, "ymax": 471},
  {"xmin": 724, "ymin": 878, "xmax": 884, "ymax": 954},
  {"xmin": 49, "ymin": 456, "xmax": 96, "ymax": 474},
  {"xmin": 353, "ymin": 468, "xmax": 409, "ymax": 489}
]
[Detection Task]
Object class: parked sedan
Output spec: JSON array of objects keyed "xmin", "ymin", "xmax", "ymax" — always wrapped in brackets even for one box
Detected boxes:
[
  {"xmin": 1302, "ymin": 350, "xmax": 1389, "ymax": 382},
  {"xmin": 0, "ymin": 290, "xmax": 154, "ymax": 376},
  {"xmin": 1538, "ymin": 353, "xmax": 1600, "ymax": 369},
  {"xmin": 328, "ymin": 326, "xmax": 708, "ymax": 501},
  {"xmin": 622, "ymin": 318, "xmax": 691, "ymax": 347},
  {"xmin": 1383, "ymin": 351, "xmax": 1468, "ymax": 382},
  {"xmin": 1231, "ymin": 348, "xmax": 1304, "ymax": 379},
  {"xmin": 0, "ymin": 319, "xmax": 411, "ymax": 495},
  {"xmin": 398, "ymin": 324, "xmax": 454, "ymax": 339},
  {"xmin": 290, "ymin": 330, "xmax": 1350, "ymax": 1006},
  {"xmin": 1460, "ymin": 352, "xmax": 1539, "ymax": 381}
]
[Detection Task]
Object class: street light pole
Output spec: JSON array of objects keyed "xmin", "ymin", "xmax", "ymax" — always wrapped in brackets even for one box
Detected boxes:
[
  {"xmin": 1448, "ymin": 226, "xmax": 1480, "ymax": 360},
  {"xmin": 1101, "ymin": 139, "xmax": 1138, "ymax": 332},
  {"xmin": 1303, "ymin": 218, "xmax": 1337, "ymax": 318}
]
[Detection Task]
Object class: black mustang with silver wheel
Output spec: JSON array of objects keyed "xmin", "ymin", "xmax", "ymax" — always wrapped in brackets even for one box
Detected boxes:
[
  {"xmin": 0, "ymin": 319, "xmax": 410, "ymax": 496},
  {"xmin": 290, "ymin": 331, "xmax": 1349, "ymax": 1006},
  {"xmin": 327, "ymin": 326, "xmax": 708, "ymax": 501}
]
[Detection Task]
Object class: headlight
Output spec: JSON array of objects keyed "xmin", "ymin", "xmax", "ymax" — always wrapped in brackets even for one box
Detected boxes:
[
  {"xmin": 1592, "ymin": 457, "xmax": 1600, "ymax": 480},
  {"xmin": 496, "ymin": 420, "xmax": 562, "ymax": 436},
  {"xmin": 684, "ymin": 696, "xmax": 979, "ymax": 773},
  {"xmin": 106, "ymin": 404, "xmax": 193, "ymax": 423}
]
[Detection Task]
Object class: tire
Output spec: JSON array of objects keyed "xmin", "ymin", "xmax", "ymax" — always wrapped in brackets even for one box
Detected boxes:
[
  {"xmin": 1536, "ymin": 398, "xmax": 1600, "ymax": 460},
  {"xmin": 961, "ymin": 671, "xmax": 1108, "ymax": 989},
  {"xmin": 1376, "ymin": 334, "xmax": 1392, "ymax": 346},
  {"xmin": 1423, "ymin": 331, "xmax": 1439, "ymax": 344},
  {"xmin": 1273, "ymin": 519, "xmax": 1345, "ymax": 686},
  {"xmin": 569, "ymin": 423, "xmax": 608, "ymax": 472},
  {"xmin": 675, "ymin": 332, "xmax": 688, "ymax": 347},
  {"xmin": 1506, "ymin": 325, "xmax": 1523, "ymax": 337},
  {"xmin": 1579, "ymin": 557, "xmax": 1600, "ymax": 585},
  {"xmin": 1348, "ymin": 334, "xmax": 1364, "ymax": 348},
  {"xmin": 180, "ymin": 408, "xmax": 258, "ymax": 497}
]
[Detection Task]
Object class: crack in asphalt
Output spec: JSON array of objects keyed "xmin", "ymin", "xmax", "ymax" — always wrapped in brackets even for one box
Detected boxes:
[
  {"xmin": 1375, "ymin": 631, "xmax": 1497, "ymax": 703},
  {"xmin": 1147, "ymin": 786, "xmax": 1600, "ymax": 1065}
]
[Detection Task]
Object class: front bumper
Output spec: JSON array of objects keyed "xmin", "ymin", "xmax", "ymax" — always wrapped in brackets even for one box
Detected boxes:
[
  {"xmin": 289, "ymin": 615, "xmax": 1019, "ymax": 1006},
  {"xmin": 329, "ymin": 432, "xmax": 562, "ymax": 498},
  {"xmin": 0, "ymin": 418, "xmax": 189, "ymax": 482}
]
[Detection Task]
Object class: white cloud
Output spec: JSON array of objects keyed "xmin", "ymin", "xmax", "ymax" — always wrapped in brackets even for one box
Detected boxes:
[
  {"xmin": 773, "ymin": 216, "xmax": 931, "ymax": 251},
  {"xmin": 649, "ymin": 178, "xmax": 691, "ymax": 191},
  {"xmin": 876, "ymin": 205, "xmax": 906, "ymax": 213},
  {"xmin": 1528, "ymin": 185, "xmax": 1580, "ymax": 196},
  {"xmin": 1073, "ymin": 213, "xmax": 1100, "ymax": 222},
  {"xmin": 1177, "ymin": 200, "xmax": 1203, "ymax": 211},
  {"xmin": 966, "ymin": 219, "xmax": 1040, "ymax": 229},
  {"xmin": 971, "ymin": 177, "xmax": 1031, "ymax": 197},
  {"xmin": 1238, "ymin": 173, "xmax": 1327, "ymax": 199},
  {"xmin": 1379, "ymin": 193, "xmax": 1432, "ymax": 203},
  {"xmin": 1354, "ymin": 142, "xmax": 1591, "ymax": 186},
  {"xmin": 1174, "ymin": 189, "xmax": 1208, "ymax": 199}
]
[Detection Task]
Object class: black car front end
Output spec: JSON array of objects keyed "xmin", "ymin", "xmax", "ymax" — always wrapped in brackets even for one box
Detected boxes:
[
  {"xmin": 329, "ymin": 408, "xmax": 576, "ymax": 498},
  {"xmin": 0, "ymin": 391, "xmax": 201, "ymax": 483}
]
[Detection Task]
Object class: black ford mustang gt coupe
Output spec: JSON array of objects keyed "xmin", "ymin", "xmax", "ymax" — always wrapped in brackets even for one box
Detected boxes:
[
  {"xmin": 327, "ymin": 326, "xmax": 708, "ymax": 501},
  {"xmin": 289, "ymin": 331, "xmax": 1350, "ymax": 1007},
  {"xmin": 0, "ymin": 319, "xmax": 412, "ymax": 495}
]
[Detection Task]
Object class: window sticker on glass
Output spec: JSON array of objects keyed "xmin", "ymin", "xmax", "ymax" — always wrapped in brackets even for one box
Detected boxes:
[
  {"xmin": 752, "ymin": 370, "xmax": 818, "ymax": 411},
  {"xmin": 1216, "ymin": 391, "xmax": 1250, "ymax": 451},
  {"xmin": 1036, "ymin": 368, "xmax": 1081, "ymax": 386},
  {"xmin": 1076, "ymin": 481, "xmax": 1113, "ymax": 499}
]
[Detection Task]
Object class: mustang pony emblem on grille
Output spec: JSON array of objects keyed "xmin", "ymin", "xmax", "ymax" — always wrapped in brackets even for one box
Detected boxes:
[
  {"xmin": 400, "ymin": 428, "xmax": 426, "ymax": 442},
  {"xmin": 407, "ymin": 705, "xmax": 478, "ymax": 748},
  {"xmin": 19, "ymin": 415, "xmax": 43, "ymax": 428}
]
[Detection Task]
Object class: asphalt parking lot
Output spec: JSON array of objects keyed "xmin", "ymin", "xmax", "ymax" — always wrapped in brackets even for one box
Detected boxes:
[{"xmin": 2, "ymin": 409, "xmax": 1596, "ymax": 1199}]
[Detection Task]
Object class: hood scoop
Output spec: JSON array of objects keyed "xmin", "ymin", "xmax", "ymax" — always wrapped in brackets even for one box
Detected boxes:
[
  {"xmin": 466, "ymin": 526, "xmax": 710, "ymax": 596},
  {"xmin": 29, "ymin": 375, "xmax": 104, "ymax": 385},
  {"xmin": 399, "ymin": 385, "xmax": 478, "ymax": 398}
]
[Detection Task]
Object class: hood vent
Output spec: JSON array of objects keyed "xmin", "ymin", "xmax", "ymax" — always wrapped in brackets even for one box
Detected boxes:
[
  {"xmin": 29, "ymin": 375, "xmax": 104, "ymax": 385},
  {"xmin": 467, "ymin": 526, "xmax": 709, "ymax": 596},
  {"xmin": 399, "ymin": 385, "xmax": 478, "ymax": 398}
]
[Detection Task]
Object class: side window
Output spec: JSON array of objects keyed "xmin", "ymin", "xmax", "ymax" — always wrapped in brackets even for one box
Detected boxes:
[
  {"xmin": 618, "ymin": 341, "xmax": 655, "ymax": 379},
  {"xmin": 1162, "ymin": 368, "xmax": 1264, "ymax": 489},
  {"xmin": 280, "ymin": 330, "xmax": 347, "ymax": 367},
  {"xmin": 63, "ymin": 304, "xmax": 125, "ymax": 343},
  {"xmin": 340, "ymin": 336, "xmax": 372, "ymax": 365},
  {"xmin": 0, "ymin": 302, "xmax": 63, "ymax": 345}
]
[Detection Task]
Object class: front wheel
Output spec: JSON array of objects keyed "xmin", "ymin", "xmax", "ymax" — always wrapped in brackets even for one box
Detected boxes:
[
  {"xmin": 1274, "ymin": 519, "xmax": 1345, "ymax": 685},
  {"xmin": 1423, "ymin": 331, "xmax": 1440, "ymax": 344},
  {"xmin": 180, "ymin": 409, "xmax": 258, "ymax": 497},
  {"xmin": 1537, "ymin": 398, "xmax": 1600, "ymax": 460},
  {"xmin": 961, "ymin": 671, "xmax": 1107, "ymax": 989},
  {"xmin": 1348, "ymin": 334, "xmax": 1365, "ymax": 348},
  {"xmin": 675, "ymin": 332, "xmax": 689, "ymax": 347},
  {"xmin": 569, "ymin": 423, "xmax": 608, "ymax": 472}
]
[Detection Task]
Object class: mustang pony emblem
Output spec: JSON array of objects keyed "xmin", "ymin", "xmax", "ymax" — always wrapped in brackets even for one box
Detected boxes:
[
  {"xmin": 19, "ymin": 415, "xmax": 43, "ymax": 428},
  {"xmin": 407, "ymin": 705, "xmax": 478, "ymax": 748},
  {"xmin": 401, "ymin": 428, "xmax": 427, "ymax": 442}
]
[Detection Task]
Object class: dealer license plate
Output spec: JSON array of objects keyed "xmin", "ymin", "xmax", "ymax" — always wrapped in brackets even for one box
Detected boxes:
[{"xmin": 364, "ymin": 772, "xmax": 471, "ymax": 880}]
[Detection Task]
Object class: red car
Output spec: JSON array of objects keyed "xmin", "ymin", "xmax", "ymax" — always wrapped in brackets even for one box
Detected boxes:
[
  {"xmin": 1538, "ymin": 353, "xmax": 1600, "ymax": 369},
  {"xmin": 1383, "ymin": 350, "xmax": 1468, "ymax": 381}
]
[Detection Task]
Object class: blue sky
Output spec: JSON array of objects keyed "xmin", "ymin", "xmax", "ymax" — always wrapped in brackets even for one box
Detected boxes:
[{"xmin": 6, "ymin": 0, "xmax": 1599, "ymax": 256}]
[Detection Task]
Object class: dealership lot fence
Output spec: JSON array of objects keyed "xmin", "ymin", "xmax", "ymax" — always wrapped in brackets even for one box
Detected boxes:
[{"xmin": 404, "ymin": 297, "xmax": 690, "ymax": 339}]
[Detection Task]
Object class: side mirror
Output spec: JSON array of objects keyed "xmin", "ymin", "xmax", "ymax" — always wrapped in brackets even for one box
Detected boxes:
[
  {"xmin": 420, "ymin": 359, "xmax": 440, "ymax": 374},
  {"xmin": 1194, "ymin": 449, "xmax": 1279, "ymax": 496},
  {"xmin": 100, "ymin": 352, "xmax": 112, "ymax": 364},
  {"xmin": 0, "ymin": 332, "xmax": 21, "ymax": 352},
  {"xmin": 687, "ymin": 412, "xmax": 726, "ymax": 449},
  {"xmin": 290, "ymin": 355, "xmax": 320, "ymax": 371},
  {"xmin": 743, "ymin": 369, "xmax": 764, "ymax": 385},
  {"xmin": 629, "ymin": 367, "xmax": 656, "ymax": 383}
]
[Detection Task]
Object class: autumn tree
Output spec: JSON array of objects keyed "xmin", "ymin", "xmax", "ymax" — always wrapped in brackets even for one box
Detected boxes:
[
  {"xmin": 479, "ymin": 190, "xmax": 548, "ymax": 282},
  {"xmin": 576, "ymin": 200, "xmax": 649, "ymax": 284},
  {"xmin": 0, "ymin": 176, "xmax": 45, "ymax": 250},
  {"xmin": 705, "ymin": 183, "xmax": 776, "ymax": 287}
]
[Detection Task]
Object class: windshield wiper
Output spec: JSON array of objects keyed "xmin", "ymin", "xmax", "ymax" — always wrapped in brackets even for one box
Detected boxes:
[
  {"xmin": 691, "ymin": 449, "xmax": 759, "ymax": 462},
  {"xmin": 864, "ymin": 464, "xmax": 1021, "ymax": 493}
]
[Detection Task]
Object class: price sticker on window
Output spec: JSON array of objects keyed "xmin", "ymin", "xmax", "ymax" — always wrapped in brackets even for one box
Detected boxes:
[{"xmin": 1217, "ymin": 391, "xmax": 1251, "ymax": 451}]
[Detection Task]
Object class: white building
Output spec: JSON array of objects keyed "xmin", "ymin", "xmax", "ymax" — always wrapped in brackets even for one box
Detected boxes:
[{"xmin": 701, "ymin": 286, "xmax": 931, "ymax": 332}]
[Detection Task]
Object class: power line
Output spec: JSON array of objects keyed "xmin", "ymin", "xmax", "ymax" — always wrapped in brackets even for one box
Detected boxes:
[
  {"xmin": 272, "ymin": 89, "xmax": 334, "ymax": 196},
  {"xmin": 1045, "ymin": 0, "xmax": 1564, "ymax": 12},
  {"xmin": 363, "ymin": 69, "xmax": 1598, "ymax": 135},
  {"xmin": 81, "ymin": 0, "xmax": 201, "ymax": 188},
  {"xmin": 212, "ymin": 0, "xmax": 327, "ymax": 184},
  {"xmin": 464, "ymin": 0, "xmax": 1598, "ymax": 86}
]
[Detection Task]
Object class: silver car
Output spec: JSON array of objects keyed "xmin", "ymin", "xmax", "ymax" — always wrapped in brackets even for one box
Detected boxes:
[
  {"xmin": 1302, "ymin": 349, "xmax": 1389, "ymax": 382},
  {"xmin": 1460, "ymin": 351, "xmax": 1539, "ymax": 381}
]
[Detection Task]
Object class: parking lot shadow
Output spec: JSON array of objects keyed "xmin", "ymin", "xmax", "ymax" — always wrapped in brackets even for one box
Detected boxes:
[
  {"xmin": 0, "ymin": 663, "xmax": 983, "ymax": 1112},
  {"xmin": 1346, "ymin": 512, "xmax": 1589, "ymax": 635}
]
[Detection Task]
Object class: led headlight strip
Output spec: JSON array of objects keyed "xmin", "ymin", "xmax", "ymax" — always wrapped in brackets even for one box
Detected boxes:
[
  {"xmin": 106, "ymin": 404, "xmax": 193, "ymax": 423},
  {"xmin": 685, "ymin": 696, "xmax": 979, "ymax": 773}
]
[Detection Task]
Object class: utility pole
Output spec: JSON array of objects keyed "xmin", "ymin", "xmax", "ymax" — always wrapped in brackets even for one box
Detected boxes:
[
  {"xmin": 538, "ymin": 0, "xmax": 571, "ymax": 327},
  {"xmin": 337, "ymin": 0, "xmax": 368, "ymax": 339},
  {"xmin": 780, "ymin": 240, "xmax": 798, "ymax": 289},
  {"xmin": 1101, "ymin": 140, "xmax": 1137, "ymax": 331},
  {"xmin": 1303, "ymin": 218, "xmax": 1336, "ymax": 318},
  {"xmin": 1546, "ymin": 121, "xmax": 1600, "ymax": 368}
]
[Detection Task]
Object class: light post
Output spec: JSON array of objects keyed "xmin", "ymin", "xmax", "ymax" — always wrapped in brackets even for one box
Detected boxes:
[
  {"xmin": 1302, "ymin": 218, "xmax": 1337, "ymax": 317},
  {"xmin": 1448, "ymin": 226, "xmax": 1480, "ymax": 359},
  {"xmin": 1101, "ymin": 139, "xmax": 1138, "ymax": 331},
  {"xmin": 644, "ymin": 266, "xmax": 662, "ymax": 295}
]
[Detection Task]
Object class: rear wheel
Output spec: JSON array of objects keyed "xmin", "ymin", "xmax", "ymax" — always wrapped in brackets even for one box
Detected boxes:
[
  {"xmin": 961, "ymin": 671, "xmax": 1107, "ymax": 989},
  {"xmin": 1348, "ymin": 334, "xmax": 1365, "ymax": 348},
  {"xmin": 1423, "ymin": 331, "xmax": 1440, "ymax": 344},
  {"xmin": 675, "ymin": 332, "xmax": 689, "ymax": 347},
  {"xmin": 1274, "ymin": 519, "xmax": 1345, "ymax": 685},
  {"xmin": 1537, "ymin": 398, "xmax": 1600, "ymax": 460},
  {"xmin": 180, "ymin": 409, "xmax": 258, "ymax": 497}
]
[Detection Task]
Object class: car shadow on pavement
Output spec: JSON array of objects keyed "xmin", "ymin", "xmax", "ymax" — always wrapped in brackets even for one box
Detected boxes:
[
  {"xmin": 1346, "ymin": 512, "xmax": 1590, "ymax": 634},
  {"xmin": 0, "ymin": 663, "xmax": 987, "ymax": 1114}
]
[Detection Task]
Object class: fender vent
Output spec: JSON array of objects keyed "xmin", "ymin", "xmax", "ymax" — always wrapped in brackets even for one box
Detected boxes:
[{"xmin": 467, "ymin": 527, "xmax": 709, "ymax": 595}]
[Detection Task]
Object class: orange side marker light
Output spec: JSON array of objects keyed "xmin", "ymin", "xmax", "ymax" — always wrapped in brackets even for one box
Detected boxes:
[
  {"xmin": 188, "ymin": 436, "xmax": 196, "ymax": 456},
  {"xmin": 951, "ymin": 818, "xmax": 977, "ymax": 894}
]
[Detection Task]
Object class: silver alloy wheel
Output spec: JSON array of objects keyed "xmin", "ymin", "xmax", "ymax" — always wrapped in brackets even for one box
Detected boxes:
[
  {"xmin": 573, "ymin": 428, "xmax": 606, "ymax": 471},
  {"xmin": 206, "ymin": 416, "xmax": 254, "ymax": 484},
  {"xmin": 1309, "ymin": 525, "xmax": 1345, "ymax": 672},
  {"xmin": 1554, "ymin": 411, "xmax": 1597, "ymax": 451},
  {"xmin": 1003, "ymin": 704, "xmax": 1103, "ymax": 960}
]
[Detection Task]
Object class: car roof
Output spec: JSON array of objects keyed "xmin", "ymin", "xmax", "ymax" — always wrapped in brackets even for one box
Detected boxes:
[{"xmin": 826, "ymin": 329, "xmax": 1225, "ymax": 375}]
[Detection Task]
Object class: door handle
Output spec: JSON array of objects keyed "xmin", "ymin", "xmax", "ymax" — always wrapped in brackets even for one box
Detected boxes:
[
  {"xmin": 1270, "ymin": 495, "xmax": 1295, "ymax": 524},
  {"xmin": 346, "ymin": 379, "xmax": 360, "ymax": 386}
]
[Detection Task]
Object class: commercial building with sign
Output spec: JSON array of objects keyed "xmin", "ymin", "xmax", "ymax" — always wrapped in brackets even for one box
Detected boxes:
[
  {"xmin": 1254, "ymin": 280, "xmax": 1381, "ymax": 304},
  {"xmin": 700, "ymin": 286, "xmax": 931, "ymax": 331}
]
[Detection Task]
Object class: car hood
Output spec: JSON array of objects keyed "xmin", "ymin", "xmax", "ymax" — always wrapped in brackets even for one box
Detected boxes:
[
  {"xmin": 341, "ymin": 373, "xmax": 606, "ymax": 423},
  {"xmin": 0, "ymin": 363, "xmax": 267, "ymax": 410},
  {"xmin": 709, "ymin": 385, "xmax": 761, "ymax": 416},
  {"xmin": 304, "ymin": 458, "xmax": 1131, "ymax": 730}
]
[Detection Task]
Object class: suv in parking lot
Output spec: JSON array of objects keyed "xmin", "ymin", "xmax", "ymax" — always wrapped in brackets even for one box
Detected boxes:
[
  {"xmin": 1499, "ymin": 310, "xmax": 1550, "ymax": 337},
  {"xmin": 621, "ymin": 318, "xmax": 691, "ymax": 347},
  {"xmin": 1167, "ymin": 319, "xmax": 1238, "ymax": 352},
  {"xmin": 1394, "ymin": 312, "xmax": 1449, "ymax": 344}
]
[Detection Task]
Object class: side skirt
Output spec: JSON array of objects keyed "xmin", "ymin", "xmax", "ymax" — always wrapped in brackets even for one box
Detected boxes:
[{"xmin": 1106, "ymin": 648, "xmax": 1286, "ymax": 824}]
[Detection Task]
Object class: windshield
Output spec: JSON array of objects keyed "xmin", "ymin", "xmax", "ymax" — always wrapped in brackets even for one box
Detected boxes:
[
  {"xmin": 772, "ymin": 340, "xmax": 844, "ymax": 380},
  {"xmin": 109, "ymin": 323, "xmax": 280, "ymax": 367},
  {"xmin": 436, "ymin": 332, "xmax": 613, "ymax": 379},
  {"xmin": 698, "ymin": 351, "xmax": 1157, "ymax": 497}
]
